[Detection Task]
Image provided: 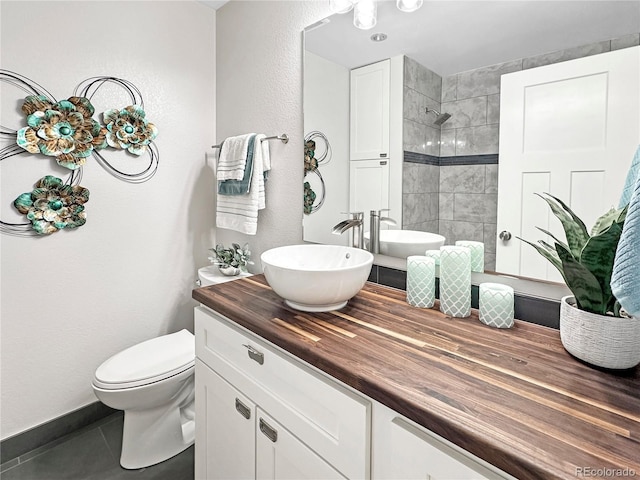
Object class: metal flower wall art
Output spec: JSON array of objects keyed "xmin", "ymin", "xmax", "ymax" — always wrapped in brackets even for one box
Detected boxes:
[
  {"xmin": 14, "ymin": 175, "xmax": 90, "ymax": 235},
  {"xmin": 1, "ymin": 71, "xmax": 159, "ymax": 237}
]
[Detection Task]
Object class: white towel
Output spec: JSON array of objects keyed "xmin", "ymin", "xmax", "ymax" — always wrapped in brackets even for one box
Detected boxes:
[
  {"xmin": 216, "ymin": 133, "xmax": 255, "ymax": 181},
  {"xmin": 216, "ymin": 134, "xmax": 271, "ymax": 235}
]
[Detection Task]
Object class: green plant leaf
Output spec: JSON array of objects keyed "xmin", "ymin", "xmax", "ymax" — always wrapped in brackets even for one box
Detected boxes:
[
  {"xmin": 591, "ymin": 206, "xmax": 626, "ymax": 236},
  {"xmin": 517, "ymin": 236, "xmax": 566, "ymax": 282},
  {"xmin": 556, "ymin": 243, "xmax": 605, "ymax": 314},
  {"xmin": 535, "ymin": 227, "xmax": 569, "ymax": 252},
  {"xmin": 537, "ymin": 193, "xmax": 589, "ymax": 259},
  {"xmin": 580, "ymin": 221, "xmax": 624, "ymax": 312}
]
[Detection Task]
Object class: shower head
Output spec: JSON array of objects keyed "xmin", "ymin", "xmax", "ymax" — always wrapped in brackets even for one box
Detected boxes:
[{"xmin": 425, "ymin": 107, "xmax": 452, "ymax": 126}]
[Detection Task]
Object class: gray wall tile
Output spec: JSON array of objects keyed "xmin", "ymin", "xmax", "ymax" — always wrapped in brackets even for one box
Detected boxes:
[
  {"xmin": 487, "ymin": 94, "xmax": 500, "ymax": 125},
  {"xmin": 438, "ymin": 220, "xmax": 484, "ymax": 245},
  {"xmin": 485, "ymin": 253, "xmax": 496, "ymax": 272},
  {"xmin": 403, "ymin": 193, "xmax": 438, "ymax": 224},
  {"xmin": 455, "ymin": 125, "xmax": 500, "ymax": 155},
  {"xmin": 485, "ymin": 164, "xmax": 498, "ymax": 194},
  {"xmin": 439, "ymin": 130, "xmax": 456, "ymax": 157},
  {"xmin": 454, "ymin": 193, "xmax": 498, "ymax": 223},
  {"xmin": 440, "ymin": 164, "xmax": 485, "ymax": 193},
  {"xmin": 457, "ymin": 60, "xmax": 522, "ymax": 99},
  {"xmin": 483, "ymin": 223, "xmax": 497, "ymax": 253},
  {"xmin": 441, "ymin": 97, "xmax": 487, "ymax": 130},
  {"xmin": 403, "ymin": 163, "xmax": 439, "ymax": 194},
  {"xmin": 405, "ymin": 56, "xmax": 441, "ymax": 101},
  {"xmin": 442, "ymin": 75, "xmax": 457, "ymax": 102},
  {"xmin": 523, "ymin": 40, "xmax": 610, "ymax": 70},
  {"xmin": 611, "ymin": 33, "xmax": 640, "ymax": 51},
  {"xmin": 403, "ymin": 119, "xmax": 426, "ymax": 154},
  {"xmin": 404, "ymin": 86, "xmax": 426, "ymax": 124},
  {"xmin": 439, "ymin": 192, "xmax": 454, "ymax": 220}
]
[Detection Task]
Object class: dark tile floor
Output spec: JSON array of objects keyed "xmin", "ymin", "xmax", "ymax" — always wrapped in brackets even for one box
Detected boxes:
[{"xmin": 0, "ymin": 413, "xmax": 194, "ymax": 480}]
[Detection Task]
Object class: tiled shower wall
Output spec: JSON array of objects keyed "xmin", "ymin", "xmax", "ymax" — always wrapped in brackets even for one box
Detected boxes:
[
  {"xmin": 402, "ymin": 33, "xmax": 640, "ymax": 272},
  {"xmin": 402, "ymin": 58, "xmax": 442, "ymax": 234}
]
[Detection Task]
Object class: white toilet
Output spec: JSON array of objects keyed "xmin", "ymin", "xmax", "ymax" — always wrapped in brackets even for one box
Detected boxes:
[
  {"xmin": 92, "ymin": 329, "xmax": 195, "ymax": 469},
  {"xmin": 92, "ymin": 266, "xmax": 250, "ymax": 469}
]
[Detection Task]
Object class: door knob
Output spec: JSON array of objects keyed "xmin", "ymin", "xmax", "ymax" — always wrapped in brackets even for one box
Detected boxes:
[{"xmin": 499, "ymin": 231, "xmax": 512, "ymax": 241}]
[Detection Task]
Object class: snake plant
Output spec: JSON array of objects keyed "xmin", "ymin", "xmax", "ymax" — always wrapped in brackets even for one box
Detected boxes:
[{"xmin": 519, "ymin": 193, "xmax": 627, "ymax": 317}]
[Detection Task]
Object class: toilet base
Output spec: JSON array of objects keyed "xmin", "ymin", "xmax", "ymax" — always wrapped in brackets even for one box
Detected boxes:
[{"xmin": 120, "ymin": 393, "xmax": 195, "ymax": 469}]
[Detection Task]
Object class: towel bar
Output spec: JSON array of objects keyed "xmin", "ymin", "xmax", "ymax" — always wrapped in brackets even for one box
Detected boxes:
[{"xmin": 212, "ymin": 133, "xmax": 288, "ymax": 149}]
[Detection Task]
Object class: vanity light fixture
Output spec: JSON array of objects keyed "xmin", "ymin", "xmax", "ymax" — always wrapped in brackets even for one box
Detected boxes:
[
  {"xmin": 397, "ymin": 0, "xmax": 423, "ymax": 13},
  {"xmin": 354, "ymin": 0, "xmax": 377, "ymax": 30},
  {"xmin": 330, "ymin": 0, "xmax": 423, "ymax": 31}
]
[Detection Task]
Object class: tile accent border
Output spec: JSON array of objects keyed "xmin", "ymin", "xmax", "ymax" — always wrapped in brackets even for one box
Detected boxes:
[
  {"xmin": 0, "ymin": 401, "xmax": 116, "ymax": 466},
  {"xmin": 370, "ymin": 265, "xmax": 560, "ymax": 329},
  {"xmin": 404, "ymin": 151, "xmax": 498, "ymax": 166}
]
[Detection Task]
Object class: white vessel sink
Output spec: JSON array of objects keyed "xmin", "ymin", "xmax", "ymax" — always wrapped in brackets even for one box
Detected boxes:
[
  {"xmin": 364, "ymin": 230, "xmax": 446, "ymax": 258},
  {"xmin": 261, "ymin": 245, "xmax": 374, "ymax": 312}
]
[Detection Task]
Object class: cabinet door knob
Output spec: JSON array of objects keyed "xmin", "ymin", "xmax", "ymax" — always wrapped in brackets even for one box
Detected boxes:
[
  {"xmin": 235, "ymin": 398, "xmax": 251, "ymax": 420},
  {"xmin": 242, "ymin": 344, "xmax": 264, "ymax": 365},
  {"xmin": 259, "ymin": 418, "xmax": 278, "ymax": 443}
]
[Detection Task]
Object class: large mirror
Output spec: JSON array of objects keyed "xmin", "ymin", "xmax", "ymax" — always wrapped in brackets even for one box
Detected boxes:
[{"xmin": 303, "ymin": 0, "xmax": 640, "ymax": 287}]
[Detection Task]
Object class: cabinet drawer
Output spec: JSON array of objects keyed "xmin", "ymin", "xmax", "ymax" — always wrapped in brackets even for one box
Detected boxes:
[{"xmin": 195, "ymin": 306, "xmax": 370, "ymax": 480}]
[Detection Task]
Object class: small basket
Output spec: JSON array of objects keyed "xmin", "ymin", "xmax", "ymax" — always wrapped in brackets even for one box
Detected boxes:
[{"xmin": 560, "ymin": 296, "xmax": 640, "ymax": 369}]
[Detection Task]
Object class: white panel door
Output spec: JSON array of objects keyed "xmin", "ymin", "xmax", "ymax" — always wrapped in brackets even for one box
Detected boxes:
[
  {"xmin": 195, "ymin": 360, "xmax": 255, "ymax": 480},
  {"xmin": 496, "ymin": 46, "xmax": 640, "ymax": 280},
  {"xmin": 350, "ymin": 59, "xmax": 390, "ymax": 160},
  {"xmin": 349, "ymin": 159, "xmax": 390, "ymax": 213},
  {"xmin": 255, "ymin": 409, "xmax": 346, "ymax": 480}
]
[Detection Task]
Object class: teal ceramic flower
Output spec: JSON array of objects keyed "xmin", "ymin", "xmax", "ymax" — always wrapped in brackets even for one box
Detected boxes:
[
  {"xmin": 103, "ymin": 105, "xmax": 158, "ymax": 155},
  {"xmin": 16, "ymin": 96, "xmax": 107, "ymax": 170},
  {"xmin": 14, "ymin": 175, "xmax": 90, "ymax": 235}
]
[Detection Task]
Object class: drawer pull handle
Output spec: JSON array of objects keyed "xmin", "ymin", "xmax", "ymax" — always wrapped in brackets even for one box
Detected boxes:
[
  {"xmin": 259, "ymin": 418, "xmax": 278, "ymax": 443},
  {"xmin": 242, "ymin": 344, "xmax": 264, "ymax": 365},
  {"xmin": 235, "ymin": 398, "xmax": 251, "ymax": 420}
]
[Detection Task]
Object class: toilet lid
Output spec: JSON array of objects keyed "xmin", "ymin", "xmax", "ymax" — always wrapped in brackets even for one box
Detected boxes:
[{"xmin": 93, "ymin": 329, "xmax": 195, "ymax": 390}]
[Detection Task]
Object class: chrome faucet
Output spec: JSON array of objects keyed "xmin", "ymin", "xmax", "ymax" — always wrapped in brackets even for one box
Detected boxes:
[
  {"xmin": 332, "ymin": 212, "xmax": 364, "ymax": 249},
  {"xmin": 369, "ymin": 209, "xmax": 397, "ymax": 254}
]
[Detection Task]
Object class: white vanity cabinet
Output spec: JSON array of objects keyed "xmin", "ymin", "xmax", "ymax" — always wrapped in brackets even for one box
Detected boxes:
[
  {"xmin": 373, "ymin": 402, "xmax": 513, "ymax": 480},
  {"xmin": 195, "ymin": 305, "xmax": 512, "ymax": 480},
  {"xmin": 194, "ymin": 306, "xmax": 370, "ymax": 480},
  {"xmin": 349, "ymin": 59, "xmax": 390, "ymax": 161}
]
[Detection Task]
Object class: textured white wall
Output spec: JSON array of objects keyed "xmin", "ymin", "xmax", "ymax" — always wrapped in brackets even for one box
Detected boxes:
[
  {"xmin": 0, "ymin": 1, "xmax": 216, "ymax": 439},
  {"xmin": 216, "ymin": 0, "xmax": 331, "ymax": 264}
]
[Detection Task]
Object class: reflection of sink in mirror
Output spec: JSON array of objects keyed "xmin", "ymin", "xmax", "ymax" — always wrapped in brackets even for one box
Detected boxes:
[
  {"xmin": 261, "ymin": 245, "xmax": 373, "ymax": 312},
  {"xmin": 363, "ymin": 230, "xmax": 445, "ymax": 258}
]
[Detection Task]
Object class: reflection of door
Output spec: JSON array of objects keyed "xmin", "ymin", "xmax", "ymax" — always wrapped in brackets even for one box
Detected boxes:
[
  {"xmin": 349, "ymin": 159, "xmax": 389, "ymax": 213},
  {"xmin": 496, "ymin": 46, "xmax": 640, "ymax": 280}
]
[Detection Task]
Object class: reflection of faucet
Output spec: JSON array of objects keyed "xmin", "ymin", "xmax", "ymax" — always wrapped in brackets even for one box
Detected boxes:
[
  {"xmin": 369, "ymin": 209, "xmax": 397, "ymax": 254},
  {"xmin": 332, "ymin": 212, "xmax": 364, "ymax": 249}
]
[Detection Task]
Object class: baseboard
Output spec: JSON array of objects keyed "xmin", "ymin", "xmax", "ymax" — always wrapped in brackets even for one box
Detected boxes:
[{"xmin": 1, "ymin": 401, "xmax": 116, "ymax": 466}]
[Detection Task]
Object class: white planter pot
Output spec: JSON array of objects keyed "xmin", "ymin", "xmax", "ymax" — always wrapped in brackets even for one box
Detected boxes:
[{"xmin": 560, "ymin": 296, "xmax": 640, "ymax": 369}]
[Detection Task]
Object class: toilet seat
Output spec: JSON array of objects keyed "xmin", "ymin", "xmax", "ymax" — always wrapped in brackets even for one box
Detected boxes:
[{"xmin": 93, "ymin": 329, "xmax": 195, "ymax": 390}]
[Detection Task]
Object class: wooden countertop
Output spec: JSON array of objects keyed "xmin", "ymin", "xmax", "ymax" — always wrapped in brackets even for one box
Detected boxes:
[{"xmin": 193, "ymin": 276, "xmax": 640, "ymax": 480}]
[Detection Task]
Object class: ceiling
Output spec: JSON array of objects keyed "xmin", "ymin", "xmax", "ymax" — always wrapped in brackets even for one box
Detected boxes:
[
  {"xmin": 198, "ymin": 0, "xmax": 229, "ymax": 10},
  {"xmin": 305, "ymin": 1, "xmax": 640, "ymax": 76}
]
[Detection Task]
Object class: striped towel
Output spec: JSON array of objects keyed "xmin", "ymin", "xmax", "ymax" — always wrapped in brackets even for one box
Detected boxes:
[
  {"xmin": 216, "ymin": 133, "xmax": 255, "ymax": 181},
  {"xmin": 611, "ymin": 153, "xmax": 640, "ymax": 316},
  {"xmin": 216, "ymin": 134, "xmax": 271, "ymax": 235},
  {"xmin": 218, "ymin": 134, "xmax": 256, "ymax": 195},
  {"xmin": 619, "ymin": 145, "xmax": 640, "ymax": 208}
]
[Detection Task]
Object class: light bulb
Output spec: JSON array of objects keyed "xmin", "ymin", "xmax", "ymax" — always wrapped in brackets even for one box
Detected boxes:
[
  {"xmin": 330, "ymin": 0, "xmax": 355, "ymax": 14},
  {"xmin": 354, "ymin": 0, "xmax": 377, "ymax": 30},
  {"xmin": 396, "ymin": 0, "xmax": 423, "ymax": 13}
]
